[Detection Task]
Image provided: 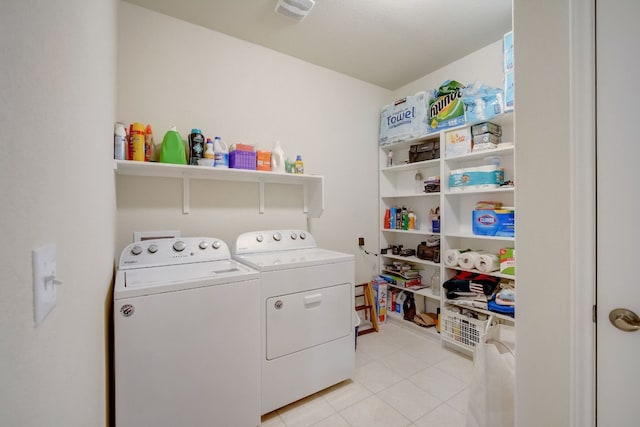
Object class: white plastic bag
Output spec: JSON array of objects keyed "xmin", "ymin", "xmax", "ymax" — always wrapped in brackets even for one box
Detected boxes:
[{"xmin": 466, "ymin": 320, "xmax": 515, "ymax": 427}]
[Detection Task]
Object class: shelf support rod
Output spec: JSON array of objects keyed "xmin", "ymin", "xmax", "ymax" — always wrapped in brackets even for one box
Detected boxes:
[
  {"xmin": 259, "ymin": 181, "xmax": 265, "ymax": 214},
  {"xmin": 183, "ymin": 176, "xmax": 190, "ymax": 214}
]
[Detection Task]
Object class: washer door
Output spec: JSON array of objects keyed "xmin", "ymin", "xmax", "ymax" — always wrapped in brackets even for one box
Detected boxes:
[{"xmin": 266, "ymin": 283, "xmax": 351, "ymax": 360}]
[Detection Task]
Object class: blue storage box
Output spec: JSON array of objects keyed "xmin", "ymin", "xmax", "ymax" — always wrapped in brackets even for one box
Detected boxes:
[{"xmin": 472, "ymin": 209, "xmax": 515, "ymax": 237}]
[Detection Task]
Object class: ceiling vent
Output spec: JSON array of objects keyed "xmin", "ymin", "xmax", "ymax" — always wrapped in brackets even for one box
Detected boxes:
[{"xmin": 275, "ymin": 0, "xmax": 316, "ymax": 22}]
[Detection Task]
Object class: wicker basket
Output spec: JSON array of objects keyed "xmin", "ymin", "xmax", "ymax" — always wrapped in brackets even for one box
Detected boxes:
[{"xmin": 441, "ymin": 309, "xmax": 488, "ymax": 352}]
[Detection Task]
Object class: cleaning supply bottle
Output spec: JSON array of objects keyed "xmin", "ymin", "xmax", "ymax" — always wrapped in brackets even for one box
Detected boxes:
[
  {"xmin": 188, "ymin": 128, "xmax": 205, "ymax": 166},
  {"xmin": 213, "ymin": 136, "xmax": 228, "ymax": 168},
  {"xmin": 271, "ymin": 141, "xmax": 285, "ymax": 173},
  {"xmin": 131, "ymin": 122, "xmax": 146, "ymax": 161},
  {"xmin": 384, "ymin": 209, "xmax": 391, "ymax": 229},
  {"xmin": 294, "ymin": 155, "xmax": 304, "ymax": 174},
  {"xmin": 159, "ymin": 126, "xmax": 187, "ymax": 164},
  {"xmin": 408, "ymin": 209, "xmax": 416, "ymax": 230},
  {"xmin": 114, "ymin": 122, "xmax": 126, "ymax": 160},
  {"xmin": 402, "ymin": 206, "xmax": 409, "ymax": 230},
  {"xmin": 204, "ymin": 138, "xmax": 214, "ymax": 160},
  {"xmin": 144, "ymin": 124, "xmax": 154, "ymax": 162},
  {"xmin": 127, "ymin": 123, "xmax": 134, "ymax": 160}
]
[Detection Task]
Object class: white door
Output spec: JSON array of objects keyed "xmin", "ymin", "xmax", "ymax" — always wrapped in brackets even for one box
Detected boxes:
[{"xmin": 596, "ymin": 0, "xmax": 640, "ymax": 424}]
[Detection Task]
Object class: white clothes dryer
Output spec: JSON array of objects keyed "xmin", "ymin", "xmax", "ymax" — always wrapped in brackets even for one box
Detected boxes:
[
  {"xmin": 114, "ymin": 237, "xmax": 260, "ymax": 427},
  {"xmin": 233, "ymin": 229, "xmax": 356, "ymax": 414}
]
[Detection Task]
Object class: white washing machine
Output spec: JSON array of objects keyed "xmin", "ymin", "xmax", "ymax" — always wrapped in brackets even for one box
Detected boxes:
[
  {"xmin": 233, "ymin": 229, "xmax": 356, "ymax": 414},
  {"xmin": 114, "ymin": 237, "xmax": 260, "ymax": 427}
]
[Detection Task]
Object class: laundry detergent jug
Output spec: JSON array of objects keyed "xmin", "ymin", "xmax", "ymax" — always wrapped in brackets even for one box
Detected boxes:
[
  {"xmin": 159, "ymin": 126, "xmax": 187, "ymax": 164},
  {"xmin": 271, "ymin": 141, "xmax": 285, "ymax": 173},
  {"xmin": 213, "ymin": 136, "xmax": 228, "ymax": 168}
]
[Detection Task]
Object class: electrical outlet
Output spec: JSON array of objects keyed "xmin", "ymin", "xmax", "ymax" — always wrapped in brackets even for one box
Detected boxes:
[
  {"xmin": 358, "ymin": 237, "xmax": 365, "ymax": 247},
  {"xmin": 32, "ymin": 244, "xmax": 59, "ymax": 326}
]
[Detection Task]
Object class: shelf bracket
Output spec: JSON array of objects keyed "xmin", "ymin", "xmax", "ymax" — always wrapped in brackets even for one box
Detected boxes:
[
  {"xmin": 182, "ymin": 176, "xmax": 190, "ymax": 214},
  {"xmin": 259, "ymin": 181, "xmax": 265, "ymax": 214}
]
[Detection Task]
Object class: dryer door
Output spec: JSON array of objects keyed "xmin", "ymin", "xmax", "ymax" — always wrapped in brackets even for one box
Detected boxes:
[{"xmin": 266, "ymin": 283, "xmax": 351, "ymax": 360}]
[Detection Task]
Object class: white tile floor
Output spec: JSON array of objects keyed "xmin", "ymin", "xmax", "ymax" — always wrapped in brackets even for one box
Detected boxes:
[{"xmin": 261, "ymin": 321, "xmax": 473, "ymax": 427}]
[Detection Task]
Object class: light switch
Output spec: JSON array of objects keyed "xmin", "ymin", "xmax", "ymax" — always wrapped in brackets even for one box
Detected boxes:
[{"xmin": 32, "ymin": 244, "xmax": 61, "ymax": 326}]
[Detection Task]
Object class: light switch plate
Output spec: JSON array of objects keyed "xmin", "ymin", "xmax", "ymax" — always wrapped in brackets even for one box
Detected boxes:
[{"xmin": 32, "ymin": 244, "xmax": 57, "ymax": 326}]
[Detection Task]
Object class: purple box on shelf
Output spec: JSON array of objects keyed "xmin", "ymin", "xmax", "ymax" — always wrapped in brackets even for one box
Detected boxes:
[{"xmin": 229, "ymin": 150, "xmax": 256, "ymax": 170}]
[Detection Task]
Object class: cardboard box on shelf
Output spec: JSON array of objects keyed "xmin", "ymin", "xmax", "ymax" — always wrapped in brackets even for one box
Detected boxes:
[
  {"xmin": 500, "ymin": 247, "xmax": 516, "ymax": 275},
  {"xmin": 445, "ymin": 127, "xmax": 473, "ymax": 157},
  {"xmin": 373, "ymin": 281, "xmax": 388, "ymax": 324},
  {"xmin": 473, "ymin": 209, "xmax": 515, "ymax": 237}
]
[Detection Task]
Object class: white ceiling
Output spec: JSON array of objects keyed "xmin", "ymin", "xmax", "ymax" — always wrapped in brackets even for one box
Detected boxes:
[{"xmin": 123, "ymin": 0, "xmax": 512, "ymax": 90}]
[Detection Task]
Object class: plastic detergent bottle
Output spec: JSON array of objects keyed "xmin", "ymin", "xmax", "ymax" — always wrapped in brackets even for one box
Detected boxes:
[
  {"xmin": 159, "ymin": 126, "xmax": 187, "ymax": 164},
  {"xmin": 114, "ymin": 122, "xmax": 126, "ymax": 160},
  {"xmin": 190, "ymin": 128, "xmax": 205, "ymax": 164},
  {"xmin": 204, "ymin": 138, "xmax": 214, "ymax": 160},
  {"xmin": 271, "ymin": 141, "xmax": 285, "ymax": 173},
  {"xmin": 408, "ymin": 210, "xmax": 416, "ymax": 230},
  {"xmin": 294, "ymin": 155, "xmax": 304, "ymax": 174},
  {"xmin": 130, "ymin": 122, "xmax": 146, "ymax": 161},
  {"xmin": 144, "ymin": 124, "xmax": 154, "ymax": 162},
  {"xmin": 188, "ymin": 128, "xmax": 205, "ymax": 166},
  {"xmin": 213, "ymin": 136, "xmax": 228, "ymax": 168}
]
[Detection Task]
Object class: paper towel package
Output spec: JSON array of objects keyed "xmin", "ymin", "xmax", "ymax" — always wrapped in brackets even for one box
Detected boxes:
[
  {"xmin": 500, "ymin": 247, "xmax": 516, "ymax": 275},
  {"xmin": 428, "ymin": 80, "xmax": 466, "ymax": 131},
  {"xmin": 504, "ymin": 71, "xmax": 515, "ymax": 112},
  {"xmin": 449, "ymin": 165, "xmax": 504, "ymax": 192},
  {"xmin": 472, "ymin": 209, "xmax": 515, "ymax": 237},
  {"xmin": 504, "ymin": 31, "xmax": 514, "ymax": 73},
  {"xmin": 379, "ymin": 91, "xmax": 429, "ymax": 145}
]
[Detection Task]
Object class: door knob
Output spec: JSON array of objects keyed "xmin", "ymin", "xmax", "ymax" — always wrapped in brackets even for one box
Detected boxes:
[{"xmin": 609, "ymin": 308, "xmax": 640, "ymax": 332}]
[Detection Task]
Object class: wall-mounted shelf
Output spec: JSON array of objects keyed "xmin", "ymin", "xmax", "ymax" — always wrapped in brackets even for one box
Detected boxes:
[
  {"xmin": 381, "ymin": 228, "xmax": 439, "ymax": 236},
  {"xmin": 381, "ymin": 192, "xmax": 440, "ymax": 199},
  {"xmin": 113, "ymin": 160, "xmax": 324, "ymax": 217},
  {"xmin": 443, "ymin": 232, "xmax": 515, "ymax": 242},
  {"xmin": 382, "ymin": 253, "xmax": 440, "ymax": 268}
]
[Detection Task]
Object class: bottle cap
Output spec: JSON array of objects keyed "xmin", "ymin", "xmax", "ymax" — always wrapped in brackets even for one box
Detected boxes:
[
  {"xmin": 191, "ymin": 128, "xmax": 202, "ymax": 134},
  {"xmin": 296, "ymin": 155, "xmax": 302, "ymax": 160}
]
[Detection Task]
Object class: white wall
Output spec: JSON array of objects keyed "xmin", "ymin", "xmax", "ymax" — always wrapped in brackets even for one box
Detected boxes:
[
  {"xmin": 514, "ymin": 0, "xmax": 572, "ymax": 425},
  {"xmin": 0, "ymin": 1, "xmax": 117, "ymax": 426},
  {"xmin": 116, "ymin": 2, "xmax": 387, "ymax": 283},
  {"xmin": 392, "ymin": 39, "xmax": 504, "ymax": 101}
]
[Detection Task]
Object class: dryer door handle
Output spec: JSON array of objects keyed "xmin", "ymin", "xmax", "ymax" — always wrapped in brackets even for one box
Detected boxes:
[{"xmin": 304, "ymin": 293, "xmax": 322, "ymax": 306}]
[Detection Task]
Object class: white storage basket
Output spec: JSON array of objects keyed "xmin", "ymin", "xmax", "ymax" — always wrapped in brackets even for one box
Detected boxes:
[{"xmin": 441, "ymin": 309, "xmax": 488, "ymax": 352}]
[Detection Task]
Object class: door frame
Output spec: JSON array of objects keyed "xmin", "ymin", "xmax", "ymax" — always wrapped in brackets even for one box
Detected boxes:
[{"xmin": 569, "ymin": 0, "xmax": 596, "ymax": 425}]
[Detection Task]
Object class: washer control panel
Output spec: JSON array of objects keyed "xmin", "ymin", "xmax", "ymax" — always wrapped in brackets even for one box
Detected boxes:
[
  {"xmin": 234, "ymin": 229, "xmax": 316, "ymax": 254},
  {"xmin": 119, "ymin": 237, "xmax": 229, "ymax": 269}
]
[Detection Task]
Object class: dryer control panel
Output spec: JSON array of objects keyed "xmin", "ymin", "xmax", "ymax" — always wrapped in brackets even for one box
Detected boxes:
[
  {"xmin": 119, "ymin": 237, "xmax": 230, "ymax": 269},
  {"xmin": 234, "ymin": 229, "xmax": 317, "ymax": 254}
]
